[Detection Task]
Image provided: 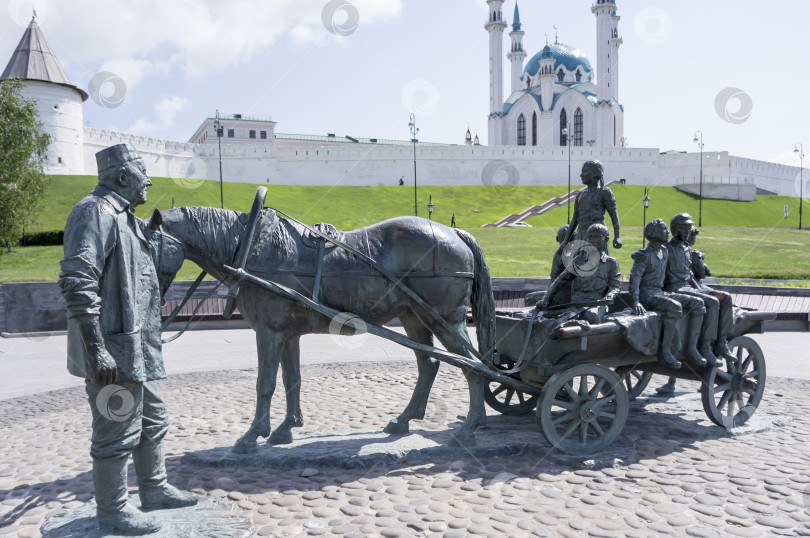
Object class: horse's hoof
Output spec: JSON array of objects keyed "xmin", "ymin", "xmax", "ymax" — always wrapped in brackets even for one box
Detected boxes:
[
  {"xmin": 449, "ymin": 430, "xmax": 476, "ymax": 449},
  {"xmin": 231, "ymin": 438, "xmax": 258, "ymax": 454},
  {"xmin": 268, "ymin": 429, "xmax": 293, "ymax": 445},
  {"xmin": 383, "ymin": 419, "xmax": 409, "ymax": 435}
]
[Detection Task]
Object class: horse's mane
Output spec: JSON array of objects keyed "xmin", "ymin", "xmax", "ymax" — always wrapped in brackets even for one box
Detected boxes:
[
  {"xmin": 178, "ymin": 206, "xmax": 242, "ymax": 263},
  {"xmin": 176, "ymin": 206, "xmax": 295, "ymax": 264}
]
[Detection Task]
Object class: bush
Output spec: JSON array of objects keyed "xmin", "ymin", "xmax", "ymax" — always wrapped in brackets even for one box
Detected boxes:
[{"xmin": 21, "ymin": 229, "xmax": 63, "ymax": 246}]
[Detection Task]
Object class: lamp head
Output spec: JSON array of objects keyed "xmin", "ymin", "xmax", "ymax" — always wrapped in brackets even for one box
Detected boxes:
[{"xmin": 562, "ymin": 127, "xmax": 568, "ymax": 136}]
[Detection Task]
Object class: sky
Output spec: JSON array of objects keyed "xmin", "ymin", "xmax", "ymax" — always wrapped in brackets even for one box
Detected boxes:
[{"xmin": 1, "ymin": 0, "xmax": 808, "ymax": 166}]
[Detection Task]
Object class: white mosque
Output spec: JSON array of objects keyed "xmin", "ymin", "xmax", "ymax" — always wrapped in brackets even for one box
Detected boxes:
[
  {"xmin": 486, "ymin": 0, "xmax": 623, "ymax": 149},
  {"xmin": 0, "ymin": 5, "xmax": 801, "ymax": 201}
]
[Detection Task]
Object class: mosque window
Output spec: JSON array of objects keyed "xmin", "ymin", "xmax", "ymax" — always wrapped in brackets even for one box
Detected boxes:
[
  {"xmin": 517, "ymin": 114, "xmax": 526, "ymax": 146},
  {"xmin": 560, "ymin": 109, "xmax": 567, "ymax": 146},
  {"xmin": 227, "ymin": 129, "xmax": 235, "ymax": 138},
  {"xmin": 575, "ymin": 70, "xmax": 582, "ymax": 82},
  {"xmin": 249, "ymin": 130, "xmax": 256, "ymax": 139},
  {"xmin": 574, "ymin": 108, "xmax": 583, "ymax": 146},
  {"xmin": 557, "ymin": 69, "xmax": 565, "ymax": 82},
  {"xmin": 532, "ymin": 113, "xmax": 537, "ymax": 146},
  {"xmin": 260, "ymin": 131, "xmax": 267, "ymax": 139}
]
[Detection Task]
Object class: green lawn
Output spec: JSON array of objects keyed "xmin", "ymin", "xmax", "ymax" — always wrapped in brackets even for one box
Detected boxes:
[
  {"xmin": 2, "ymin": 176, "xmax": 808, "ymax": 284},
  {"xmin": 4, "ymin": 225, "xmax": 808, "ymax": 284}
]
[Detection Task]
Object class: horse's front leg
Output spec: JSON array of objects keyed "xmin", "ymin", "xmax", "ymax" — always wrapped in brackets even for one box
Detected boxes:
[
  {"xmin": 268, "ymin": 336, "xmax": 303, "ymax": 445},
  {"xmin": 232, "ymin": 329, "xmax": 285, "ymax": 454}
]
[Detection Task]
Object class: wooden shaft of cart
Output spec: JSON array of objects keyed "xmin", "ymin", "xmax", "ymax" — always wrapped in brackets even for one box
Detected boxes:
[{"xmin": 222, "ymin": 265, "xmax": 538, "ymax": 394}]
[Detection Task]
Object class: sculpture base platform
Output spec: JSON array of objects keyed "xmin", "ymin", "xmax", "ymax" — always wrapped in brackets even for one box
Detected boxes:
[
  {"xmin": 40, "ymin": 496, "xmax": 253, "ymax": 538},
  {"xmin": 185, "ymin": 393, "xmax": 790, "ymax": 471},
  {"xmin": 185, "ymin": 413, "xmax": 637, "ymax": 471}
]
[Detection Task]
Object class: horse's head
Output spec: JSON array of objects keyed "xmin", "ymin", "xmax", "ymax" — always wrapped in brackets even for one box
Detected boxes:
[{"xmin": 145, "ymin": 208, "xmax": 186, "ymax": 300}]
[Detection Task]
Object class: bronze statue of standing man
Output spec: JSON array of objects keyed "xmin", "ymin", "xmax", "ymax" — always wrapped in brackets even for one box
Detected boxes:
[{"xmin": 59, "ymin": 144, "xmax": 196, "ymax": 535}]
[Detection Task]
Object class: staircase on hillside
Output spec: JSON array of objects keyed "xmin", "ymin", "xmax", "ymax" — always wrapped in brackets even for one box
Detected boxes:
[{"xmin": 485, "ymin": 181, "xmax": 618, "ymax": 227}]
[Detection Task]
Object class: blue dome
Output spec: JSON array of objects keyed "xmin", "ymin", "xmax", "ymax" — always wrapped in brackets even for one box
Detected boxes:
[{"xmin": 523, "ymin": 42, "xmax": 592, "ymax": 77}]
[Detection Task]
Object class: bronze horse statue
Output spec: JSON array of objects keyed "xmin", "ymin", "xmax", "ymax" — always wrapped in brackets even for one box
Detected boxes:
[{"xmin": 146, "ymin": 203, "xmax": 496, "ymax": 453}]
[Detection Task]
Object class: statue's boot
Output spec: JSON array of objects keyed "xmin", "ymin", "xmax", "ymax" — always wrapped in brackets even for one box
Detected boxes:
[
  {"xmin": 684, "ymin": 314, "xmax": 707, "ymax": 367},
  {"xmin": 714, "ymin": 338, "xmax": 737, "ymax": 363},
  {"xmin": 699, "ymin": 342, "xmax": 722, "ymax": 368},
  {"xmin": 134, "ymin": 442, "xmax": 198, "ymax": 511},
  {"xmin": 658, "ymin": 318, "xmax": 682, "ymax": 369},
  {"xmin": 94, "ymin": 457, "xmax": 161, "ymax": 535}
]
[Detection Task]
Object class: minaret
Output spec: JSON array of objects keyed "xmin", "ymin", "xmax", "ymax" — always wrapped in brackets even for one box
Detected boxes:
[
  {"xmin": 506, "ymin": 2, "xmax": 526, "ymax": 94},
  {"xmin": 592, "ymin": 0, "xmax": 622, "ymax": 103},
  {"xmin": 485, "ymin": 0, "xmax": 507, "ymax": 146},
  {"xmin": 538, "ymin": 44, "xmax": 555, "ymax": 114},
  {"xmin": 592, "ymin": 0, "xmax": 622, "ymax": 146}
]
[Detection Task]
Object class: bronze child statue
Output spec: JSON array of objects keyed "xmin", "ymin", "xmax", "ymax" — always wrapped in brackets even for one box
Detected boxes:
[
  {"xmin": 59, "ymin": 144, "xmax": 197, "ymax": 535},
  {"xmin": 629, "ymin": 219, "xmax": 709, "ymax": 369},
  {"xmin": 664, "ymin": 213, "xmax": 733, "ymax": 366},
  {"xmin": 540, "ymin": 223, "xmax": 620, "ymax": 324},
  {"xmin": 560, "ymin": 160, "xmax": 622, "ymax": 250}
]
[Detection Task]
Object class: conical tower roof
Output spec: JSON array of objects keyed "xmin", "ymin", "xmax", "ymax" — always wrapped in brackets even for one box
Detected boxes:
[{"xmin": 1, "ymin": 15, "xmax": 88, "ymax": 101}]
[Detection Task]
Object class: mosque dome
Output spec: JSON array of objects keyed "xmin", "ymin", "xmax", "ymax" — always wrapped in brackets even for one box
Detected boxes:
[{"xmin": 523, "ymin": 42, "xmax": 592, "ymax": 78}]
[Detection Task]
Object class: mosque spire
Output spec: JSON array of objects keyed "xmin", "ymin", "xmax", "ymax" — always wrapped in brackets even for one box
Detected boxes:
[{"xmin": 512, "ymin": 2, "xmax": 521, "ymax": 32}]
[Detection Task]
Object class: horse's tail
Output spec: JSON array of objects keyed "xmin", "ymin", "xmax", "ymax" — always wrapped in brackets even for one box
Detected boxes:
[{"xmin": 454, "ymin": 229, "xmax": 496, "ymax": 365}]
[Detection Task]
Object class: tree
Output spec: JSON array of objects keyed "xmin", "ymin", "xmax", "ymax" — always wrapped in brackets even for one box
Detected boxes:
[{"xmin": 0, "ymin": 78, "xmax": 50, "ymax": 252}]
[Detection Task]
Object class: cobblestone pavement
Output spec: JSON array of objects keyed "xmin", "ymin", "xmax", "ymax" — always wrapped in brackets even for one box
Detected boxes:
[{"xmin": 1, "ymin": 361, "xmax": 809, "ymax": 537}]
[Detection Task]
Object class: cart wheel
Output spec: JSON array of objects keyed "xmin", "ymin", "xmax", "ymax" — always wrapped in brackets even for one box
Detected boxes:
[
  {"xmin": 701, "ymin": 335, "xmax": 766, "ymax": 428},
  {"xmin": 616, "ymin": 368, "xmax": 653, "ymax": 401},
  {"xmin": 484, "ymin": 380, "xmax": 539, "ymax": 415},
  {"xmin": 538, "ymin": 364, "xmax": 629, "ymax": 456}
]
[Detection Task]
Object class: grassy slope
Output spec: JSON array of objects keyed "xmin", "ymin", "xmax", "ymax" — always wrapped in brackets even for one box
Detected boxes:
[{"xmin": 3, "ymin": 176, "xmax": 808, "ymax": 283}]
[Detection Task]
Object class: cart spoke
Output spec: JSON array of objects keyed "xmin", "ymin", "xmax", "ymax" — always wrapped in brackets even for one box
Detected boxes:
[
  {"xmin": 624, "ymin": 377, "xmax": 632, "ymax": 391},
  {"xmin": 747, "ymin": 369, "xmax": 758, "ymax": 378},
  {"xmin": 726, "ymin": 394, "xmax": 737, "ymax": 417},
  {"xmin": 559, "ymin": 419, "xmax": 580, "ymax": 441},
  {"xmin": 736, "ymin": 346, "xmax": 744, "ymax": 363},
  {"xmin": 597, "ymin": 411, "xmax": 615, "ymax": 420},
  {"xmin": 589, "ymin": 378, "xmax": 606, "ymax": 399},
  {"xmin": 578, "ymin": 376, "xmax": 589, "ymax": 397},
  {"xmin": 591, "ymin": 393, "xmax": 616, "ymax": 411},
  {"xmin": 492, "ymin": 384, "xmax": 508, "ymax": 397},
  {"xmin": 717, "ymin": 390, "xmax": 732, "ymax": 410},
  {"xmin": 517, "ymin": 392, "xmax": 525, "ymax": 404},
  {"xmin": 743, "ymin": 385, "xmax": 758, "ymax": 397},
  {"xmin": 563, "ymin": 381, "xmax": 578, "ymax": 401},
  {"xmin": 579, "ymin": 421, "xmax": 588, "ymax": 443},
  {"xmin": 504, "ymin": 388, "xmax": 515, "ymax": 405},
  {"xmin": 552, "ymin": 398, "xmax": 576, "ymax": 411},
  {"xmin": 552, "ymin": 410, "xmax": 574, "ymax": 426},
  {"xmin": 715, "ymin": 370, "xmax": 732, "ymax": 382},
  {"xmin": 741, "ymin": 354, "xmax": 753, "ymax": 372},
  {"xmin": 590, "ymin": 421, "xmax": 605, "ymax": 436},
  {"xmin": 631, "ymin": 371, "xmax": 643, "ymax": 382},
  {"xmin": 714, "ymin": 382, "xmax": 731, "ymax": 393}
]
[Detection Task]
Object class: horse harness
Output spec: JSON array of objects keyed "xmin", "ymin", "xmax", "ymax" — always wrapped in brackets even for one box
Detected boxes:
[{"xmin": 159, "ymin": 189, "xmax": 487, "ymax": 363}]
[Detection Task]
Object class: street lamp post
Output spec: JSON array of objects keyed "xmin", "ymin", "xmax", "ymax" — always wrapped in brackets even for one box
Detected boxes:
[
  {"xmin": 427, "ymin": 195, "xmax": 434, "ymax": 221},
  {"xmin": 562, "ymin": 123, "xmax": 572, "ymax": 223},
  {"xmin": 408, "ymin": 113, "xmax": 419, "ymax": 217},
  {"xmin": 693, "ymin": 130, "xmax": 704, "ymax": 227},
  {"xmin": 642, "ymin": 187, "xmax": 651, "ymax": 247},
  {"xmin": 213, "ymin": 110, "xmax": 225, "ymax": 209},
  {"xmin": 796, "ymin": 143, "xmax": 805, "ymax": 230}
]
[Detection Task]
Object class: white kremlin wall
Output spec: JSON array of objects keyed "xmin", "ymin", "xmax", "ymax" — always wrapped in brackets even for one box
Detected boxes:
[{"xmin": 77, "ymin": 126, "xmax": 801, "ymax": 197}]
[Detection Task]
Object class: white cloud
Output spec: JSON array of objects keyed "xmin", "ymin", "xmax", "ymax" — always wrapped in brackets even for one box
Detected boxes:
[
  {"xmin": 128, "ymin": 96, "xmax": 190, "ymax": 135},
  {"xmin": 98, "ymin": 58, "xmax": 168, "ymax": 91},
  {"xmin": 33, "ymin": 0, "xmax": 402, "ymax": 80}
]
